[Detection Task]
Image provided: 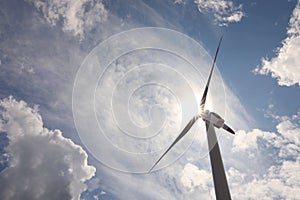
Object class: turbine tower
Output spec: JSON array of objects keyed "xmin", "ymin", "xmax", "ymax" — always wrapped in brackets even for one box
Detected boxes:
[{"xmin": 149, "ymin": 37, "xmax": 234, "ymax": 200}]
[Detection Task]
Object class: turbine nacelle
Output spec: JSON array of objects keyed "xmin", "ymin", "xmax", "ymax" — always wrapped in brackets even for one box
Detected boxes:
[
  {"xmin": 200, "ymin": 110, "xmax": 235, "ymax": 134},
  {"xmin": 201, "ymin": 110, "xmax": 224, "ymax": 128}
]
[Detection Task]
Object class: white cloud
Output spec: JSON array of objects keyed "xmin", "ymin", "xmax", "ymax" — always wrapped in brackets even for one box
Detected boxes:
[
  {"xmin": 193, "ymin": 0, "xmax": 244, "ymax": 26},
  {"xmin": 254, "ymin": 0, "xmax": 300, "ymax": 86},
  {"xmin": 180, "ymin": 163, "xmax": 212, "ymax": 192},
  {"xmin": 0, "ymin": 96, "xmax": 96, "ymax": 200},
  {"xmin": 230, "ymin": 160, "xmax": 300, "ymax": 199},
  {"xmin": 227, "ymin": 167, "xmax": 245, "ymax": 187},
  {"xmin": 174, "ymin": 0, "xmax": 187, "ymax": 4},
  {"xmin": 26, "ymin": 0, "xmax": 108, "ymax": 39},
  {"xmin": 93, "ymin": 195, "xmax": 99, "ymax": 200},
  {"xmin": 230, "ymin": 114, "xmax": 300, "ymax": 199},
  {"xmin": 232, "ymin": 129, "xmax": 277, "ymax": 151},
  {"xmin": 100, "ymin": 191, "xmax": 106, "ymax": 195},
  {"xmin": 233, "ymin": 115, "xmax": 300, "ymax": 154}
]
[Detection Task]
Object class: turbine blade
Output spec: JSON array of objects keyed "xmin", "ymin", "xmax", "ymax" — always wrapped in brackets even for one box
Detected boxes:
[
  {"xmin": 222, "ymin": 123, "xmax": 235, "ymax": 134},
  {"xmin": 200, "ymin": 36, "xmax": 223, "ymax": 111},
  {"xmin": 148, "ymin": 115, "xmax": 200, "ymax": 173}
]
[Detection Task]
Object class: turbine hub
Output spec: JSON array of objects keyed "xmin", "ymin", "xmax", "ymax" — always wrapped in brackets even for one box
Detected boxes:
[{"xmin": 201, "ymin": 110, "xmax": 225, "ymax": 129}]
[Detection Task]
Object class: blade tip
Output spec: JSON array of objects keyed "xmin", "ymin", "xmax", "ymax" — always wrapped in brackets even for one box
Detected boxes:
[
  {"xmin": 229, "ymin": 128, "xmax": 235, "ymax": 134},
  {"xmin": 148, "ymin": 165, "xmax": 156, "ymax": 173}
]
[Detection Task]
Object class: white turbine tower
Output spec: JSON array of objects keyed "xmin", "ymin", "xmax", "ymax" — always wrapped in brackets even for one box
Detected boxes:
[{"xmin": 149, "ymin": 37, "xmax": 234, "ymax": 200}]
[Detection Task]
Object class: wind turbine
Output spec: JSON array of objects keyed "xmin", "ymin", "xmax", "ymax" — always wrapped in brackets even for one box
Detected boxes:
[{"xmin": 149, "ymin": 37, "xmax": 234, "ymax": 200}]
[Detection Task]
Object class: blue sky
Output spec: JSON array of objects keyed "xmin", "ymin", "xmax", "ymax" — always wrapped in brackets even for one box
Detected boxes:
[{"xmin": 0, "ymin": 0, "xmax": 300, "ymax": 199}]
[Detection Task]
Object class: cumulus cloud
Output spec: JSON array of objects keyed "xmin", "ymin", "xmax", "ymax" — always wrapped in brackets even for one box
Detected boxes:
[
  {"xmin": 233, "ymin": 115, "xmax": 300, "ymax": 154},
  {"xmin": 0, "ymin": 96, "xmax": 96, "ymax": 200},
  {"xmin": 193, "ymin": 0, "xmax": 244, "ymax": 26},
  {"xmin": 180, "ymin": 163, "xmax": 212, "ymax": 192},
  {"xmin": 232, "ymin": 129, "xmax": 278, "ymax": 152},
  {"xmin": 26, "ymin": 0, "xmax": 108, "ymax": 39},
  {"xmin": 229, "ymin": 160, "xmax": 300, "ymax": 199},
  {"xmin": 230, "ymin": 114, "xmax": 300, "ymax": 199},
  {"xmin": 254, "ymin": 0, "xmax": 300, "ymax": 86}
]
